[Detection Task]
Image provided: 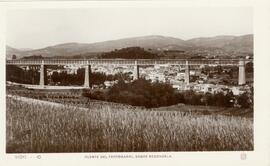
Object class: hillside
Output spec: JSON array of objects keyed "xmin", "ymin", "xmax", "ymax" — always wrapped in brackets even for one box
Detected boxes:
[
  {"xmin": 187, "ymin": 34, "xmax": 253, "ymax": 53},
  {"xmin": 6, "ymin": 34, "xmax": 253, "ymax": 59},
  {"xmin": 100, "ymin": 47, "xmax": 158, "ymax": 59},
  {"xmin": 6, "ymin": 46, "xmax": 24, "ymax": 59}
]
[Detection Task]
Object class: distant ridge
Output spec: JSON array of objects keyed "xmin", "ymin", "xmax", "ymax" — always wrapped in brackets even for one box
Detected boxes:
[{"xmin": 6, "ymin": 34, "xmax": 253, "ymax": 59}]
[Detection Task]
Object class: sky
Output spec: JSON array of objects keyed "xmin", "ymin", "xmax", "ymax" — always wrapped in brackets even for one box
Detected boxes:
[{"xmin": 6, "ymin": 7, "xmax": 252, "ymax": 49}]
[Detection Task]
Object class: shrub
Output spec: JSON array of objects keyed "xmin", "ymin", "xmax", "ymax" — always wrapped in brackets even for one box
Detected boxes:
[
  {"xmin": 88, "ymin": 79, "xmax": 183, "ymax": 108},
  {"xmin": 86, "ymin": 79, "xmax": 251, "ymax": 109},
  {"xmin": 237, "ymin": 92, "xmax": 252, "ymax": 108}
]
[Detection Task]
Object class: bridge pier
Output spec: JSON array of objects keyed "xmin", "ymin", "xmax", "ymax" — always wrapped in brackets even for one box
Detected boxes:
[
  {"xmin": 84, "ymin": 65, "xmax": 91, "ymax": 88},
  {"xmin": 238, "ymin": 59, "xmax": 246, "ymax": 85},
  {"xmin": 39, "ymin": 63, "xmax": 47, "ymax": 87},
  {"xmin": 133, "ymin": 61, "xmax": 140, "ymax": 80},
  {"xmin": 185, "ymin": 60, "xmax": 190, "ymax": 85}
]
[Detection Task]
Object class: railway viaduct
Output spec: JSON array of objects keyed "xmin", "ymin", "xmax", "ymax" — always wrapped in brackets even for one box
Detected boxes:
[{"xmin": 6, "ymin": 59, "xmax": 251, "ymax": 88}]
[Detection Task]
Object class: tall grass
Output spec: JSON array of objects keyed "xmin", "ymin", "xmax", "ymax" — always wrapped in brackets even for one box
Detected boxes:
[{"xmin": 6, "ymin": 96, "xmax": 253, "ymax": 153}]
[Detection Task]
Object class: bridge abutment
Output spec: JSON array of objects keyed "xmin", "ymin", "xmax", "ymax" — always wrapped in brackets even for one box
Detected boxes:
[
  {"xmin": 238, "ymin": 59, "xmax": 246, "ymax": 85},
  {"xmin": 185, "ymin": 60, "xmax": 190, "ymax": 85},
  {"xmin": 84, "ymin": 65, "xmax": 91, "ymax": 88}
]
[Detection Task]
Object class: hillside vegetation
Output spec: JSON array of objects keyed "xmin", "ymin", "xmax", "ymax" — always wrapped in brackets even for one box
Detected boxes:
[
  {"xmin": 100, "ymin": 47, "xmax": 158, "ymax": 59},
  {"xmin": 85, "ymin": 79, "xmax": 253, "ymax": 109}
]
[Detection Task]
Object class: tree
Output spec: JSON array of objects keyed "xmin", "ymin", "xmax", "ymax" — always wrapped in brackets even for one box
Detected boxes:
[
  {"xmin": 201, "ymin": 92, "xmax": 214, "ymax": 106},
  {"xmin": 183, "ymin": 90, "xmax": 202, "ymax": 105},
  {"xmin": 237, "ymin": 92, "xmax": 251, "ymax": 108},
  {"xmin": 245, "ymin": 62, "xmax": 253, "ymax": 73},
  {"xmin": 12, "ymin": 54, "xmax": 16, "ymax": 60},
  {"xmin": 224, "ymin": 91, "xmax": 234, "ymax": 107},
  {"xmin": 90, "ymin": 78, "xmax": 184, "ymax": 108}
]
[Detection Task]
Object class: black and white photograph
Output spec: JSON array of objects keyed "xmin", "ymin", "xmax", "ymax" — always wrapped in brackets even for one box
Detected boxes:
[
  {"xmin": 1, "ymin": 0, "xmax": 270, "ymax": 165},
  {"xmin": 4, "ymin": 4, "xmax": 256, "ymax": 154}
]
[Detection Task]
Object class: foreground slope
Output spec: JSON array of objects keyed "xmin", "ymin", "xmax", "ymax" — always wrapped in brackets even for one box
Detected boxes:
[{"xmin": 6, "ymin": 95, "xmax": 253, "ymax": 152}]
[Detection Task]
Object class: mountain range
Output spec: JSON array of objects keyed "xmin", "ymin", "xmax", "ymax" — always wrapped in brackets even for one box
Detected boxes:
[{"xmin": 6, "ymin": 34, "xmax": 253, "ymax": 59}]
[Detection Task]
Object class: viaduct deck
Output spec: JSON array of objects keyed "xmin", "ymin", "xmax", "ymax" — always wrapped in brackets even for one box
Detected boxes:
[{"xmin": 6, "ymin": 59, "xmax": 252, "ymax": 66}]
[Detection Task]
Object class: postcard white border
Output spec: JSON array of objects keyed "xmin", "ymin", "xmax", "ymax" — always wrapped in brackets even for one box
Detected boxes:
[{"xmin": 0, "ymin": 0, "xmax": 269, "ymax": 166}]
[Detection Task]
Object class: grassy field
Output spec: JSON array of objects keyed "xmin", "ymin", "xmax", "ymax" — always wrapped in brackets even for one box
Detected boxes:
[{"xmin": 6, "ymin": 95, "xmax": 253, "ymax": 153}]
